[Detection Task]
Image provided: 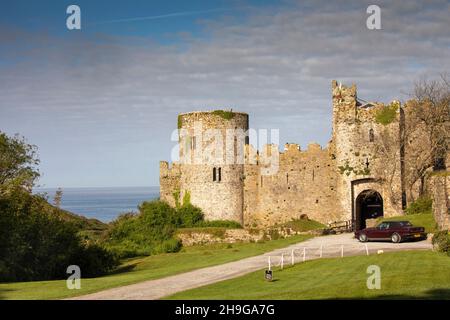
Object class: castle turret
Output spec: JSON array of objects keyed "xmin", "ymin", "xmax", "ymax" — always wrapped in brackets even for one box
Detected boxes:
[
  {"xmin": 177, "ymin": 110, "xmax": 249, "ymax": 224},
  {"xmin": 331, "ymin": 80, "xmax": 404, "ymax": 230}
]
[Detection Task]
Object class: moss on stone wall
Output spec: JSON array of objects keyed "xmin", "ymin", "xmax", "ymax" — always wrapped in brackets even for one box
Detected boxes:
[
  {"xmin": 338, "ymin": 161, "xmax": 371, "ymax": 176},
  {"xmin": 177, "ymin": 227, "xmax": 227, "ymax": 239},
  {"xmin": 375, "ymin": 102, "xmax": 399, "ymax": 125},
  {"xmin": 173, "ymin": 189, "xmax": 181, "ymax": 208},
  {"xmin": 182, "ymin": 190, "xmax": 191, "ymax": 206},
  {"xmin": 338, "ymin": 162, "xmax": 354, "ymax": 176},
  {"xmin": 212, "ymin": 110, "xmax": 235, "ymax": 120},
  {"xmin": 177, "ymin": 115, "xmax": 183, "ymax": 129}
]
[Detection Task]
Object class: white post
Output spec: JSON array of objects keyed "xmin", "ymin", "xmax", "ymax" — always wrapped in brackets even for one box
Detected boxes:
[
  {"xmin": 341, "ymin": 245, "xmax": 344, "ymax": 258},
  {"xmin": 320, "ymin": 244, "xmax": 323, "ymax": 258},
  {"xmin": 291, "ymin": 250, "xmax": 294, "ymax": 265},
  {"xmin": 281, "ymin": 254, "xmax": 284, "ymax": 270},
  {"xmin": 365, "ymin": 244, "xmax": 369, "ymax": 256},
  {"xmin": 268, "ymin": 256, "xmax": 271, "ymax": 271},
  {"xmin": 302, "ymin": 247, "xmax": 306, "ymax": 262}
]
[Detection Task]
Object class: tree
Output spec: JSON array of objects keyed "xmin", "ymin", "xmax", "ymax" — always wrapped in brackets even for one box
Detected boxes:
[
  {"xmin": 0, "ymin": 132, "xmax": 39, "ymax": 195},
  {"xmin": 368, "ymin": 75, "xmax": 449, "ymax": 209},
  {"xmin": 403, "ymin": 75, "xmax": 450, "ymax": 200},
  {"xmin": 53, "ymin": 187, "xmax": 63, "ymax": 208}
]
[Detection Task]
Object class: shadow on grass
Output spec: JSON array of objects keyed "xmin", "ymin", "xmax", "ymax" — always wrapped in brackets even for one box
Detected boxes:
[
  {"xmin": 329, "ymin": 288, "xmax": 450, "ymax": 300},
  {"xmin": 0, "ymin": 288, "xmax": 15, "ymax": 300},
  {"xmin": 108, "ymin": 263, "xmax": 138, "ymax": 275}
]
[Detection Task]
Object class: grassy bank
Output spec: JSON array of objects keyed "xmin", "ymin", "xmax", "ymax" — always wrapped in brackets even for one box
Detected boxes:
[
  {"xmin": 280, "ymin": 218, "xmax": 325, "ymax": 232},
  {"xmin": 167, "ymin": 251, "xmax": 450, "ymax": 300},
  {"xmin": 378, "ymin": 213, "xmax": 437, "ymax": 233},
  {"xmin": 0, "ymin": 234, "xmax": 311, "ymax": 300}
]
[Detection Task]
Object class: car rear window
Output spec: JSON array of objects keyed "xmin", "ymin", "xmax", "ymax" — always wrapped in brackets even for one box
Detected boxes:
[{"xmin": 391, "ymin": 221, "xmax": 412, "ymax": 227}]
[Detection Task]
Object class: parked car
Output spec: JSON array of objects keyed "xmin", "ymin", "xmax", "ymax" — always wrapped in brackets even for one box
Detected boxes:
[{"xmin": 355, "ymin": 221, "xmax": 427, "ymax": 243}]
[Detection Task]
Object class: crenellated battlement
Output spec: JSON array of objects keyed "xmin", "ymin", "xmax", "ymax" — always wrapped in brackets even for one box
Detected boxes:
[{"xmin": 160, "ymin": 81, "xmax": 406, "ymax": 228}]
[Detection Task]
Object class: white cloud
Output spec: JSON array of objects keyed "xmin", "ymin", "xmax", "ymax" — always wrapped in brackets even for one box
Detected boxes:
[{"xmin": 0, "ymin": 0, "xmax": 449, "ymax": 186}]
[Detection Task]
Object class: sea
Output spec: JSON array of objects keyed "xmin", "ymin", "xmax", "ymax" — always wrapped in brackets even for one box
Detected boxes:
[{"xmin": 34, "ymin": 186, "xmax": 160, "ymax": 223}]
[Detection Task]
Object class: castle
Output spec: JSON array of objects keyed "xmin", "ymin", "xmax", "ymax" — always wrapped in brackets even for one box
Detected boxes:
[{"xmin": 160, "ymin": 80, "xmax": 445, "ymax": 230}]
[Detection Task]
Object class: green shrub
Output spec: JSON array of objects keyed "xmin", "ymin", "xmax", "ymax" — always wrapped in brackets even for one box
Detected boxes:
[
  {"xmin": 153, "ymin": 238, "xmax": 182, "ymax": 254},
  {"xmin": 105, "ymin": 200, "xmax": 181, "ymax": 258},
  {"xmin": 432, "ymin": 231, "xmax": 450, "ymax": 253},
  {"xmin": 177, "ymin": 203, "xmax": 204, "ymax": 227},
  {"xmin": 405, "ymin": 196, "xmax": 433, "ymax": 215},
  {"xmin": 0, "ymin": 191, "xmax": 118, "ymax": 282},
  {"xmin": 73, "ymin": 244, "xmax": 118, "ymax": 277},
  {"xmin": 375, "ymin": 102, "xmax": 399, "ymax": 125}
]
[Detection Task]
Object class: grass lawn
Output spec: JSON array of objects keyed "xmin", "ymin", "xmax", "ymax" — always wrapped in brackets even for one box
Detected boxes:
[
  {"xmin": 167, "ymin": 251, "xmax": 450, "ymax": 300},
  {"xmin": 279, "ymin": 218, "xmax": 325, "ymax": 232},
  {"xmin": 0, "ymin": 234, "xmax": 311, "ymax": 300},
  {"xmin": 379, "ymin": 213, "xmax": 437, "ymax": 233}
]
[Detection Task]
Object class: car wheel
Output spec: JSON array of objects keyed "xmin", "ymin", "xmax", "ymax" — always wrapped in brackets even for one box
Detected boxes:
[
  {"xmin": 391, "ymin": 233, "xmax": 401, "ymax": 243},
  {"xmin": 359, "ymin": 233, "xmax": 368, "ymax": 242}
]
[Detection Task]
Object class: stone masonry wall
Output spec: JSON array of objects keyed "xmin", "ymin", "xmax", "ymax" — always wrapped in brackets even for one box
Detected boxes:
[
  {"xmin": 430, "ymin": 173, "xmax": 450, "ymax": 231},
  {"xmin": 178, "ymin": 111, "xmax": 248, "ymax": 223},
  {"xmin": 331, "ymin": 81, "xmax": 404, "ymax": 226},
  {"xmin": 243, "ymin": 142, "xmax": 343, "ymax": 227}
]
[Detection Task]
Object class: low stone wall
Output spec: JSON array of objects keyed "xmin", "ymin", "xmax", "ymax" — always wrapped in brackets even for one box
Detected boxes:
[{"xmin": 176, "ymin": 227, "xmax": 319, "ymax": 246}]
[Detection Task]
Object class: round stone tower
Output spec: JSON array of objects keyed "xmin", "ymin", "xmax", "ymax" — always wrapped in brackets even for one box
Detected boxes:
[{"xmin": 177, "ymin": 110, "xmax": 249, "ymax": 224}]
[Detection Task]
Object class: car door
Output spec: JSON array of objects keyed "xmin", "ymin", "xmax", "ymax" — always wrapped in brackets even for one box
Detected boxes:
[{"xmin": 373, "ymin": 222, "xmax": 390, "ymax": 239}]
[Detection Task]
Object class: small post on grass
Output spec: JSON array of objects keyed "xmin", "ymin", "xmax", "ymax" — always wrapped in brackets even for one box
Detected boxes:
[
  {"xmin": 291, "ymin": 249, "xmax": 295, "ymax": 265},
  {"xmin": 302, "ymin": 247, "xmax": 306, "ymax": 262},
  {"xmin": 320, "ymin": 243, "xmax": 323, "ymax": 258},
  {"xmin": 341, "ymin": 245, "xmax": 344, "ymax": 258},
  {"xmin": 281, "ymin": 254, "xmax": 284, "ymax": 270},
  {"xmin": 365, "ymin": 244, "xmax": 369, "ymax": 256},
  {"xmin": 268, "ymin": 256, "xmax": 271, "ymax": 271}
]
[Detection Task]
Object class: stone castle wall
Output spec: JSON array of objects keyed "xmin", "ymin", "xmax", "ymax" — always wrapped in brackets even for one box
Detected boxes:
[
  {"xmin": 160, "ymin": 81, "xmax": 407, "ymax": 228},
  {"xmin": 243, "ymin": 142, "xmax": 342, "ymax": 227},
  {"xmin": 430, "ymin": 173, "xmax": 450, "ymax": 231}
]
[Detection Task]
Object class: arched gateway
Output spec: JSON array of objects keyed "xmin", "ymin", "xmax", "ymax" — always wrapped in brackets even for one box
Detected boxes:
[{"xmin": 355, "ymin": 190, "xmax": 383, "ymax": 230}]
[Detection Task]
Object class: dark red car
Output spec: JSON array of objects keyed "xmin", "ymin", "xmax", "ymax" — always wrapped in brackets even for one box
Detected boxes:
[{"xmin": 355, "ymin": 221, "xmax": 427, "ymax": 243}]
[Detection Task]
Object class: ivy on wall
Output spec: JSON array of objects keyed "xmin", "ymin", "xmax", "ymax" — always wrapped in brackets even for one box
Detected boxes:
[
  {"xmin": 338, "ymin": 160, "xmax": 371, "ymax": 176},
  {"xmin": 172, "ymin": 189, "xmax": 192, "ymax": 208},
  {"xmin": 173, "ymin": 189, "xmax": 181, "ymax": 208},
  {"xmin": 375, "ymin": 101, "xmax": 399, "ymax": 125}
]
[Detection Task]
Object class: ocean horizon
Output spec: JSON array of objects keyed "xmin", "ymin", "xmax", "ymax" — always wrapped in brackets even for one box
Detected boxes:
[{"xmin": 34, "ymin": 186, "xmax": 160, "ymax": 222}]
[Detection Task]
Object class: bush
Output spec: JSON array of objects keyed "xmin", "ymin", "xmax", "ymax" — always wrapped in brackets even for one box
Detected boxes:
[
  {"xmin": 153, "ymin": 238, "xmax": 182, "ymax": 254},
  {"xmin": 105, "ymin": 200, "xmax": 181, "ymax": 258},
  {"xmin": 406, "ymin": 196, "xmax": 433, "ymax": 215},
  {"xmin": 73, "ymin": 244, "xmax": 119, "ymax": 277},
  {"xmin": 177, "ymin": 204, "xmax": 204, "ymax": 227},
  {"xmin": 432, "ymin": 231, "xmax": 450, "ymax": 253},
  {"xmin": 0, "ymin": 191, "xmax": 118, "ymax": 282}
]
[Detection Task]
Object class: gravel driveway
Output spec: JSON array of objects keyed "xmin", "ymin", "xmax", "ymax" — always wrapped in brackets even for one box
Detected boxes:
[{"xmin": 69, "ymin": 233, "xmax": 432, "ymax": 300}]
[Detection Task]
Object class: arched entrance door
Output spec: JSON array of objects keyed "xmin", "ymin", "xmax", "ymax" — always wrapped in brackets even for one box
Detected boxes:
[{"xmin": 355, "ymin": 190, "xmax": 383, "ymax": 230}]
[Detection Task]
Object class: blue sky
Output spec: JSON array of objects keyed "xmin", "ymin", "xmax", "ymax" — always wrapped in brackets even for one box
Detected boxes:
[{"xmin": 1, "ymin": 0, "xmax": 449, "ymax": 188}]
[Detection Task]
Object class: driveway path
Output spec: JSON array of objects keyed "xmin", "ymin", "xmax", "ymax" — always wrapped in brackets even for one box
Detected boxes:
[{"xmin": 70, "ymin": 233, "xmax": 432, "ymax": 300}]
